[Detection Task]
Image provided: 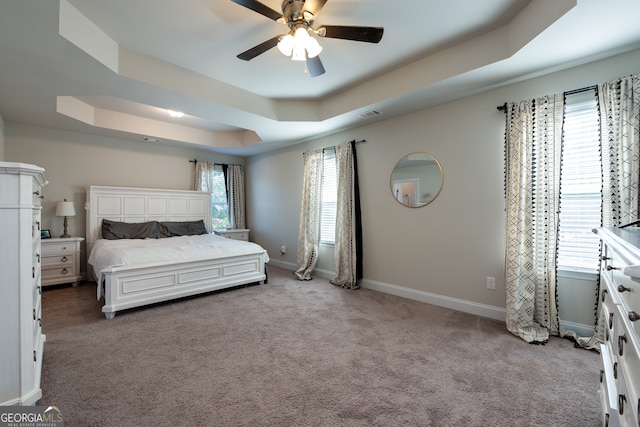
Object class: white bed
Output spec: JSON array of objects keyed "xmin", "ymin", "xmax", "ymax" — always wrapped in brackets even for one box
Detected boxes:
[{"xmin": 86, "ymin": 185, "xmax": 268, "ymax": 319}]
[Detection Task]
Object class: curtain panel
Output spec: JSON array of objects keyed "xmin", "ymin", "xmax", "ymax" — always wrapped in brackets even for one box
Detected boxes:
[
  {"xmin": 504, "ymin": 95, "xmax": 563, "ymax": 344},
  {"xmin": 192, "ymin": 161, "xmax": 216, "ymax": 192},
  {"xmin": 577, "ymin": 74, "xmax": 640, "ymax": 350},
  {"xmin": 227, "ymin": 164, "xmax": 246, "ymax": 229},
  {"xmin": 294, "ymin": 148, "xmax": 324, "ymax": 280},
  {"xmin": 330, "ymin": 141, "xmax": 363, "ymax": 289}
]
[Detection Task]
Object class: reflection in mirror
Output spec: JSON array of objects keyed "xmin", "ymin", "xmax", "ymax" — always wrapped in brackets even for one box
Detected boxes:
[{"xmin": 390, "ymin": 153, "xmax": 443, "ymax": 207}]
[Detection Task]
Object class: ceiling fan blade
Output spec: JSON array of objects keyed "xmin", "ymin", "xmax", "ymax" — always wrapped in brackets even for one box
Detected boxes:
[
  {"xmin": 306, "ymin": 55, "xmax": 325, "ymax": 77},
  {"xmin": 237, "ymin": 35, "xmax": 281, "ymax": 61},
  {"xmin": 230, "ymin": 0, "xmax": 284, "ymax": 22},
  {"xmin": 302, "ymin": 0, "xmax": 328, "ymax": 20},
  {"xmin": 317, "ymin": 25, "xmax": 384, "ymax": 43}
]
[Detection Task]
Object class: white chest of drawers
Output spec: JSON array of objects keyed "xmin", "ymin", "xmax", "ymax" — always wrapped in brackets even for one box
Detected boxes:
[
  {"xmin": 41, "ymin": 237, "xmax": 83, "ymax": 287},
  {"xmin": 0, "ymin": 162, "xmax": 47, "ymax": 406},
  {"xmin": 214, "ymin": 228, "xmax": 250, "ymax": 241},
  {"xmin": 595, "ymin": 227, "xmax": 640, "ymax": 427}
]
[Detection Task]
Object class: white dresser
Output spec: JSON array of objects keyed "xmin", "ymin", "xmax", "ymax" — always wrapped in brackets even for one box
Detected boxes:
[
  {"xmin": 595, "ymin": 227, "xmax": 640, "ymax": 427},
  {"xmin": 41, "ymin": 237, "xmax": 84, "ymax": 287},
  {"xmin": 214, "ymin": 228, "xmax": 250, "ymax": 241},
  {"xmin": 0, "ymin": 162, "xmax": 47, "ymax": 406}
]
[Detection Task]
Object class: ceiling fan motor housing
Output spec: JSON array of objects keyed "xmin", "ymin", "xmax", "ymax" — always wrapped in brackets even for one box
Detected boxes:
[{"xmin": 282, "ymin": 0, "xmax": 312, "ymax": 24}]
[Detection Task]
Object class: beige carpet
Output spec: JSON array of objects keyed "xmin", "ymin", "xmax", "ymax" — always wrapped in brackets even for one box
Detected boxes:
[{"xmin": 40, "ymin": 265, "xmax": 600, "ymax": 426}]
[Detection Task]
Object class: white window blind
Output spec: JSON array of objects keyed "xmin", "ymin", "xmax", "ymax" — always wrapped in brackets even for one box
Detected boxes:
[
  {"xmin": 321, "ymin": 149, "xmax": 337, "ymax": 244},
  {"xmin": 557, "ymin": 89, "xmax": 601, "ymax": 272}
]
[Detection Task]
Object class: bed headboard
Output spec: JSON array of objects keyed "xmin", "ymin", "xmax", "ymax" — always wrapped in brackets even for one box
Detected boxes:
[{"xmin": 86, "ymin": 185, "xmax": 211, "ymax": 249}]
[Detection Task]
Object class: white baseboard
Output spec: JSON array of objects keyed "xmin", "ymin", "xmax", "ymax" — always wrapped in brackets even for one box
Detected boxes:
[
  {"xmin": 560, "ymin": 320, "xmax": 594, "ymax": 338},
  {"xmin": 361, "ymin": 278, "xmax": 507, "ymax": 322},
  {"xmin": 267, "ymin": 263, "xmax": 595, "ymax": 335}
]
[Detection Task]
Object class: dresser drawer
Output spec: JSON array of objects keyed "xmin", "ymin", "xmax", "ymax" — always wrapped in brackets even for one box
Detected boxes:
[
  {"xmin": 32, "ymin": 184, "xmax": 42, "ymax": 207},
  {"xmin": 615, "ymin": 367, "xmax": 639, "ymax": 427},
  {"xmin": 599, "ymin": 344, "xmax": 619, "ymax": 423}
]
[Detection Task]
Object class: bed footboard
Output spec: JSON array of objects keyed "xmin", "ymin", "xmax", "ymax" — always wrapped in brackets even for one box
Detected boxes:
[{"xmin": 102, "ymin": 254, "xmax": 266, "ymax": 319}]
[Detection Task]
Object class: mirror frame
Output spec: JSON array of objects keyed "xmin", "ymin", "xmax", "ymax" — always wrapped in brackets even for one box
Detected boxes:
[{"xmin": 390, "ymin": 152, "xmax": 444, "ymax": 208}]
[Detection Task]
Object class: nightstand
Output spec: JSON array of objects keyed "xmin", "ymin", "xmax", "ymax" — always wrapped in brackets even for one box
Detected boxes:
[
  {"xmin": 214, "ymin": 229, "xmax": 250, "ymax": 241},
  {"xmin": 41, "ymin": 237, "xmax": 84, "ymax": 287}
]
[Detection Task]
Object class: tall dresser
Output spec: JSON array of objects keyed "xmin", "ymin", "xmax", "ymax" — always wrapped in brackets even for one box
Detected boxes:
[
  {"xmin": 0, "ymin": 162, "xmax": 48, "ymax": 406},
  {"xmin": 594, "ymin": 227, "xmax": 640, "ymax": 427}
]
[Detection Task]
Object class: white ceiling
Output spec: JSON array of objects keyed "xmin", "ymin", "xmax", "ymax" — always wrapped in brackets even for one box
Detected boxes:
[{"xmin": 1, "ymin": 0, "xmax": 640, "ymax": 156}]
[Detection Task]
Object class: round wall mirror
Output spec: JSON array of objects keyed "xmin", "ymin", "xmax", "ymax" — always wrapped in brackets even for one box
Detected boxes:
[{"xmin": 390, "ymin": 153, "xmax": 443, "ymax": 207}]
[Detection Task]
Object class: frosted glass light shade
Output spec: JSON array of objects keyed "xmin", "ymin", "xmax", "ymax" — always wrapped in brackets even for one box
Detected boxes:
[{"xmin": 277, "ymin": 34, "xmax": 295, "ymax": 56}]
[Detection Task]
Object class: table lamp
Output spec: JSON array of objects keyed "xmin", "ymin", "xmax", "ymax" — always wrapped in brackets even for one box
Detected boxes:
[{"xmin": 56, "ymin": 199, "xmax": 75, "ymax": 238}]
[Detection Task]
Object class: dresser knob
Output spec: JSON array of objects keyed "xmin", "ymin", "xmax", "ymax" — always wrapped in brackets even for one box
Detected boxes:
[
  {"xmin": 601, "ymin": 256, "xmax": 611, "ymax": 261},
  {"xmin": 619, "ymin": 394, "xmax": 627, "ymax": 415},
  {"xmin": 608, "ymin": 313, "xmax": 614, "ymax": 329},
  {"xmin": 613, "ymin": 362, "xmax": 618, "ymax": 379},
  {"xmin": 606, "ymin": 265, "xmax": 619, "ymax": 271},
  {"xmin": 602, "ymin": 289, "xmax": 608, "ymax": 303},
  {"xmin": 33, "ymin": 190, "xmax": 40, "ymax": 196},
  {"xmin": 618, "ymin": 334, "xmax": 627, "ymax": 356},
  {"xmin": 61, "ymin": 256, "xmax": 68, "ymax": 262},
  {"xmin": 629, "ymin": 311, "xmax": 640, "ymax": 322},
  {"xmin": 618, "ymin": 285, "xmax": 631, "ymax": 293},
  {"xmin": 33, "ymin": 350, "xmax": 37, "ymax": 362},
  {"xmin": 61, "ymin": 268, "xmax": 68, "ymax": 275}
]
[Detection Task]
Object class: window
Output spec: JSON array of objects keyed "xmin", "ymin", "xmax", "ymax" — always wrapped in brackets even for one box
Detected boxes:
[
  {"xmin": 320, "ymin": 149, "xmax": 337, "ymax": 244},
  {"xmin": 210, "ymin": 168, "xmax": 229, "ymax": 230},
  {"xmin": 557, "ymin": 89, "xmax": 601, "ymax": 272}
]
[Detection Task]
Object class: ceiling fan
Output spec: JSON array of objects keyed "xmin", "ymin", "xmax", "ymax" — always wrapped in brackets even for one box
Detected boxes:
[{"xmin": 231, "ymin": 0, "xmax": 384, "ymax": 77}]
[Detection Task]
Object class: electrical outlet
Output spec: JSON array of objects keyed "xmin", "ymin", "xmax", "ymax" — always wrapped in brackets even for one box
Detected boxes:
[
  {"xmin": 486, "ymin": 277, "xmax": 496, "ymax": 290},
  {"xmin": 280, "ymin": 245, "xmax": 287, "ymax": 255}
]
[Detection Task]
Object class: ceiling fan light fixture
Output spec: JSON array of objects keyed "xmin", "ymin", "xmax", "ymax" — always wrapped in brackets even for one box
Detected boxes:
[
  {"xmin": 281, "ymin": 27, "xmax": 322, "ymax": 61},
  {"xmin": 277, "ymin": 34, "xmax": 295, "ymax": 56},
  {"xmin": 305, "ymin": 37, "xmax": 322, "ymax": 58}
]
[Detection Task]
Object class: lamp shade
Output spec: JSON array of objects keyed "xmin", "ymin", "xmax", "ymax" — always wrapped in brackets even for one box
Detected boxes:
[{"xmin": 56, "ymin": 200, "xmax": 76, "ymax": 217}]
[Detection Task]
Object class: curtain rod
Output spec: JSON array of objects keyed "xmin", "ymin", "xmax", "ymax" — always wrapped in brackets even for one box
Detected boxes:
[
  {"xmin": 496, "ymin": 84, "xmax": 598, "ymax": 112},
  {"xmin": 322, "ymin": 139, "xmax": 367, "ymax": 152},
  {"xmin": 188, "ymin": 159, "xmax": 241, "ymax": 166}
]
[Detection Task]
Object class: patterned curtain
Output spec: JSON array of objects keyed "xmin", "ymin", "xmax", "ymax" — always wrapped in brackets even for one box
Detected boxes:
[
  {"xmin": 504, "ymin": 95, "xmax": 564, "ymax": 344},
  {"xmin": 601, "ymin": 74, "xmax": 640, "ymax": 227},
  {"xmin": 294, "ymin": 148, "xmax": 324, "ymax": 280},
  {"xmin": 574, "ymin": 74, "xmax": 640, "ymax": 350},
  {"xmin": 192, "ymin": 161, "xmax": 215, "ymax": 192},
  {"xmin": 227, "ymin": 164, "xmax": 246, "ymax": 229},
  {"xmin": 330, "ymin": 141, "xmax": 363, "ymax": 289},
  {"xmin": 192, "ymin": 161, "xmax": 216, "ymax": 231}
]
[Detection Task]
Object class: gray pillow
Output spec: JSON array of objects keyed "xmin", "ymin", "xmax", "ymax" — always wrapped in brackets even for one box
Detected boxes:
[
  {"xmin": 158, "ymin": 220, "xmax": 208, "ymax": 237},
  {"xmin": 102, "ymin": 219, "xmax": 160, "ymax": 240}
]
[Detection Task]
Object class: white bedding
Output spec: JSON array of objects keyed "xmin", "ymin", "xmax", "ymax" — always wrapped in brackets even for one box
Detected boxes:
[{"xmin": 88, "ymin": 234, "xmax": 269, "ymax": 299}]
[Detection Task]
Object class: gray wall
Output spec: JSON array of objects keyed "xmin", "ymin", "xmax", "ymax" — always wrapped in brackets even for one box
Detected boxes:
[
  {"xmin": 246, "ymin": 48, "xmax": 640, "ymax": 330},
  {"xmin": 6, "ymin": 124, "xmax": 244, "ymax": 275}
]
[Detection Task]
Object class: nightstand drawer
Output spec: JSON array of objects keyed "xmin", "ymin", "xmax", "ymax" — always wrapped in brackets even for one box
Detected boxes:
[
  {"xmin": 42, "ymin": 241, "xmax": 77, "ymax": 255},
  {"xmin": 42, "ymin": 253, "xmax": 75, "ymax": 267},
  {"xmin": 42, "ymin": 265, "xmax": 75, "ymax": 280}
]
